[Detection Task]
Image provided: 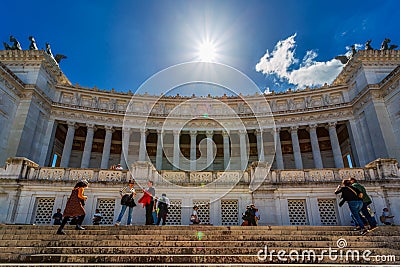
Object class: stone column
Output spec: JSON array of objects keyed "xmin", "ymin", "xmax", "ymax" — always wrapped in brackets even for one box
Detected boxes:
[
  {"xmin": 290, "ymin": 126, "xmax": 303, "ymax": 169},
  {"xmin": 255, "ymin": 129, "xmax": 265, "ymax": 162},
  {"xmin": 173, "ymin": 130, "xmax": 180, "ymax": 170},
  {"xmin": 60, "ymin": 122, "xmax": 77, "ymax": 168},
  {"xmin": 308, "ymin": 124, "xmax": 323, "ymax": 169},
  {"xmin": 100, "ymin": 126, "xmax": 114, "ymax": 169},
  {"xmin": 120, "ymin": 128, "xmax": 130, "ymax": 169},
  {"xmin": 348, "ymin": 119, "xmax": 366, "ymax": 166},
  {"xmin": 328, "ymin": 122, "xmax": 344, "ymax": 168},
  {"xmin": 81, "ymin": 124, "xmax": 96, "ymax": 168},
  {"xmin": 190, "ymin": 130, "xmax": 197, "ymax": 171},
  {"xmin": 138, "ymin": 128, "xmax": 147, "ymax": 161},
  {"xmin": 239, "ymin": 130, "xmax": 248, "ymax": 170},
  {"xmin": 156, "ymin": 129, "xmax": 163, "ymax": 170},
  {"xmin": 39, "ymin": 119, "xmax": 57, "ymax": 166},
  {"xmin": 206, "ymin": 130, "xmax": 214, "ymax": 170},
  {"xmin": 222, "ymin": 131, "xmax": 230, "ymax": 170},
  {"xmin": 274, "ymin": 128, "xmax": 284, "ymax": 169}
]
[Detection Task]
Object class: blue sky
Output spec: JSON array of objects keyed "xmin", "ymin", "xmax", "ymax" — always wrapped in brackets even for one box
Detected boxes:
[{"xmin": 2, "ymin": 0, "xmax": 399, "ymax": 94}]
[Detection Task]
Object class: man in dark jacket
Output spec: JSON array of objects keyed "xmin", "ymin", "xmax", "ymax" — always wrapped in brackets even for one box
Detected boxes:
[
  {"xmin": 156, "ymin": 193, "xmax": 170, "ymax": 225},
  {"xmin": 350, "ymin": 178, "xmax": 377, "ymax": 230}
]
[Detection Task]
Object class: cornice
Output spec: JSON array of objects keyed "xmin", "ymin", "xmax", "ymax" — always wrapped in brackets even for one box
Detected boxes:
[
  {"xmin": 333, "ymin": 49, "xmax": 400, "ymax": 86},
  {"xmin": 0, "ymin": 50, "xmax": 71, "ymax": 86}
]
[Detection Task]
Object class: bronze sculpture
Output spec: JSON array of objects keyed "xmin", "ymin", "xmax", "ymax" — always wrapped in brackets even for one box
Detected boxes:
[
  {"xmin": 380, "ymin": 38, "xmax": 398, "ymax": 50},
  {"xmin": 365, "ymin": 40, "xmax": 373, "ymax": 50},
  {"xmin": 29, "ymin": 36, "xmax": 38, "ymax": 50},
  {"xmin": 3, "ymin": 35, "xmax": 22, "ymax": 50}
]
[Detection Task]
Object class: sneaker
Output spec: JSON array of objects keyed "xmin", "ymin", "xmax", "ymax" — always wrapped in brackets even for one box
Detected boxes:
[
  {"xmin": 360, "ymin": 229, "xmax": 369, "ymax": 236},
  {"xmin": 75, "ymin": 225, "xmax": 85, "ymax": 230},
  {"xmin": 114, "ymin": 222, "xmax": 120, "ymax": 226},
  {"xmin": 56, "ymin": 230, "xmax": 66, "ymax": 235},
  {"xmin": 369, "ymin": 226, "xmax": 378, "ymax": 231},
  {"xmin": 353, "ymin": 226, "xmax": 361, "ymax": 231}
]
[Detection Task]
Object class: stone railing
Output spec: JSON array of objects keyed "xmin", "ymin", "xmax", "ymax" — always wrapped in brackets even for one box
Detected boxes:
[
  {"xmin": 0, "ymin": 157, "xmax": 131, "ymax": 182},
  {"xmin": 0, "ymin": 157, "xmax": 398, "ymax": 185}
]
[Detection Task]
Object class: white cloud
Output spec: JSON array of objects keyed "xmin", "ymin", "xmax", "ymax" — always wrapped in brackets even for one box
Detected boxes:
[
  {"xmin": 255, "ymin": 34, "xmax": 345, "ymax": 88},
  {"xmin": 255, "ymin": 33, "xmax": 298, "ymax": 80}
]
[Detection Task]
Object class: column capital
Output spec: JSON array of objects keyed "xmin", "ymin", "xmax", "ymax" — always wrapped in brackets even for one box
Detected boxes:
[
  {"xmin": 67, "ymin": 121, "xmax": 79, "ymax": 129},
  {"xmin": 222, "ymin": 130, "xmax": 229, "ymax": 137},
  {"xmin": 189, "ymin": 130, "xmax": 197, "ymax": 137},
  {"xmin": 328, "ymin": 121, "xmax": 337, "ymax": 128},
  {"xmin": 307, "ymin": 124, "xmax": 318, "ymax": 132},
  {"xmin": 290, "ymin": 126, "xmax": 299, "ymax": 133},
  {"xmin": 239, "ymin": 129, "xmax": 247, "ymax": 135},
  {"xmin": 122, "ymin": 127, "xmax": 131, "ymax": 134},
  {"xmin": 140, "ymin": 128, "xmax": 148, "ymax": 135},
  {"xmin": 173, "ymin": 130, "xmax": 180, "ymax": 136},
  {"xmin": 157, "ymin": 129, "xmax": 164, "ymax": 134},
  {"xmin": 274, "ymin": 127, "xmax": 281, "ymax": 133},
  {"xmin": 255, "ymin": 129, "xmax": 263, "ymax": 136},
  {"xmin": 105, "ymin": 125, "xmax": 115, "ymax": 133},
  {"xmin": 86, "ymin": 123, "xmax": 96, "ymax": 131},
  {"xmin": 206, "ymin": 130, "xmax": 214, "ymax": 138}
]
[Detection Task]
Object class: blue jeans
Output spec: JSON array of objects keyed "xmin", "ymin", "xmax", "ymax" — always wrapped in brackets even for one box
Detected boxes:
[
  {"xmin": 347, "ymin": 200, "xmax": 364, "ymax": 229},
  {"xmin": 360, "ymin": 202, "xmax": 377, "ymax": 228},
  {"xmin": 116, "ymin": 205, "xmax": 133, "ymax": 225}
]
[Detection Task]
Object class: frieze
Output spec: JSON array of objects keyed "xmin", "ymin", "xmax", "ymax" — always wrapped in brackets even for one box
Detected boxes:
[
  {"xmin": 161, "ymin": 171, "xmax": 187, "ymax": 183},
  {"xmin": 338, "ymin": 169, "xmax": 365, "ymax": 180},
  {"xmin": 280, "ymin": 170, "xmax": 305, "ymax": 182},
  {"xmin": 38, "ymin": 168, "xmax": 64, "ymax": 180},
  {"xmin": 98, "ymin": 170, "xmax": 123, "ymax": 182},
  {"xmin": 190, "ymin": 172, "xmax": 213, "ymax": 183},
  {"xmin": 69, "ymin": 169, "xmax": 94, "ymax": 181},
  {"xmin": 308, "ymin": 170, "xmax": 335, "ymax": 182}
]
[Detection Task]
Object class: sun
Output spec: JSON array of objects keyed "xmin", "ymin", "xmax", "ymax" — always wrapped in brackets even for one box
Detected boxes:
[{"xmin": 197, "ymin": 41, "xmax": 217, "ymax": 62}]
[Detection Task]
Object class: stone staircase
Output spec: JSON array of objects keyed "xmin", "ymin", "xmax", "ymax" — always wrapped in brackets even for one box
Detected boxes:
[{"xmin": 1, "ymin": 225, "xmax": 399, "ymax": 266}]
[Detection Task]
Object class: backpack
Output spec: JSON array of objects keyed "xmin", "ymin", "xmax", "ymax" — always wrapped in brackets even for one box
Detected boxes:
[{"xmin": 121, "ymin": 194, "xmax": 136, "ymax": 207}]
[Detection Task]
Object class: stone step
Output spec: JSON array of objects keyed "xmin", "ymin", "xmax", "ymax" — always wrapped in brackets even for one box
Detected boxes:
[
  {"xmin": 3, "ymin": 238, "xmax": 400, "ymax": 251},
  {"xmin": 1, "ymin": 232, "xmax": 398, "ymax": 242},
  {"xmin": 7, "ymin": 252, "xmax": 399, "ymax": 264},
  {"xmin": 1, "ymin": 225, "xmax": 398, "ymax": 265},
  {"xmin": 3, "ymin": 225, "xmax": 388, "ymax": 231},
  {"xmin": 3, "ymin": 229, "xmax": 399, "ymax": 237},
  {"xmin": 0, "ymin": 242, "xmax": 397, "ymax": 255}
]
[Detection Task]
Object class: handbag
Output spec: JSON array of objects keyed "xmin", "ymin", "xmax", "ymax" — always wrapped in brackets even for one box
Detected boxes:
[{"xmin": 348, "ymin": 186, "xmax": 363, "ymax": 199}]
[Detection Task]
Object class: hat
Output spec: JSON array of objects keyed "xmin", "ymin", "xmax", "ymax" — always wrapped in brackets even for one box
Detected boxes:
[{"xmin": 80, "ymin": 179, "xmax": 89, "ymax": 186}]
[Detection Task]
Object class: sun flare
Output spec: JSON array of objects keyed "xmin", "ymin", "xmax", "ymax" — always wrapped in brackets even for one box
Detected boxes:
[{"xmin": 197, "ymin": 41, "xmax": 217, "ymax": 62}]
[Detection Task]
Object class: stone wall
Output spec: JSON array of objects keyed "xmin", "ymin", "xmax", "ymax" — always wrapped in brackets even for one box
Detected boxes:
[{"xmin": 0, "ymin": 157, "xmax": 399, "ymax": 226}]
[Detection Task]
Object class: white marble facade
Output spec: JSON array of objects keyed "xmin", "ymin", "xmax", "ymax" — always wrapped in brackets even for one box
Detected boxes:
[{"xmin": 0, "ymin": 49, "xmax": 399, "ymax": 226}]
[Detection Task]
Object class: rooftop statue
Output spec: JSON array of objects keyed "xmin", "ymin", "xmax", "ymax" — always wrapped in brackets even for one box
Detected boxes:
[
  {"xmin": 350, "ymin": 44, "xmax": 357, "ymax": 57},
  {"xmin": 54, "ymin": 54, "xmax": 67, "ymax": 63},
  {"xmin": 380, "ymin": 38, "xmax": 398, "ymax": 50},
  {"xmin": 45, "ymin": 42, "xmax": 54, "ymax": 57},
  {"xmin": 45, "ymin": 42, "xmax": 67, "ymax": 64},
  {"xmin": 3, "ymin": 35, "xmax": 22, "ymax": 50},
  {"xmin": 28, "ymin": 36, "xmax": 38, "ymax": 50},
  {"xmin": 365, "ymin": 40, "xmax": 373, "ymax": 50}
]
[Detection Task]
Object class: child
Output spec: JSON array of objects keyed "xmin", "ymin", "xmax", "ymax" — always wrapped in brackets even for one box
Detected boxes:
[{"xmin": 93, "ymin": 209, "xmax": 102, "ymax": 225}]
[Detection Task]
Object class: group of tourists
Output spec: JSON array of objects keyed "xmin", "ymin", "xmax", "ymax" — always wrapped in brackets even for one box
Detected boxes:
[
  {"xmin": 54, "ymin": 177, "xmax": 395, "ymax": 235},
  {"xmin": 54, "ymin": 179, "xmax": 174, "ymax": 234},
  {"xmin": 241, "ymin": 204, "xmax": 260, "ymax": 226}
]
